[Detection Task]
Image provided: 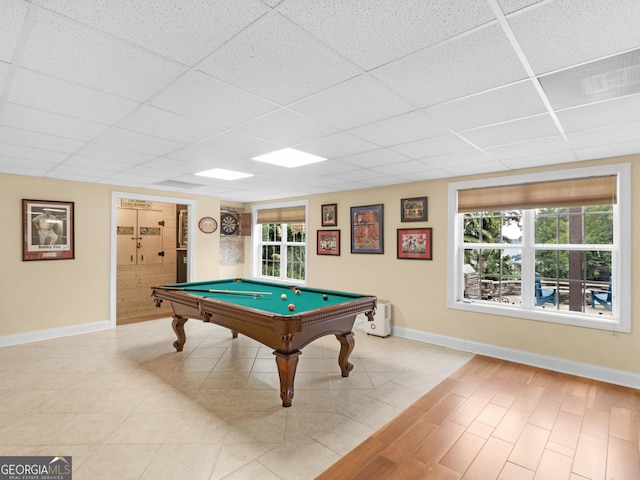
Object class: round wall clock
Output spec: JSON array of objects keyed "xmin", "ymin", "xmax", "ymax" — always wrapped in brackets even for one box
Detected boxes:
[{"xmin": 198, "ymin": 216, "xmax": 218, "ymax": 234}]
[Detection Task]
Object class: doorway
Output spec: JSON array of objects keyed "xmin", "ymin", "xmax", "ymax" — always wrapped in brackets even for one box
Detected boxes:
[{"xmin": 110, "ymin": 192, "xmax": 194, "ymax": 327}]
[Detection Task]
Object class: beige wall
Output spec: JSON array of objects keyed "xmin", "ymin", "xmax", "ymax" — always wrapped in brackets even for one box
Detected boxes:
[
  {"xmin": 1, "ymin": 174, "xmax": 219, "ymax": 337},
  {"xmin": 1, "ymin": 156, "xmax": 638, "ymax": 377}
]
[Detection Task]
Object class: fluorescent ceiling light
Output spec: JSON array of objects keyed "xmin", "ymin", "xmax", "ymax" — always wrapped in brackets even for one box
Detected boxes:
[
  {"xmin": 195, "ymin": 168, "xmax": 253, "ymax": 180},
  {"xmin": 252, "ymin": 148, "xmax": 327, "ymax": 168}
]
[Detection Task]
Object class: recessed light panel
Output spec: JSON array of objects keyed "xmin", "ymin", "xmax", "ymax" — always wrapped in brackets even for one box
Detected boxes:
[
  {"xmin": 252, "ymin": 148, "xmax": 327, "ymax": 168},
  {"xmin": 195, "ymin": 168, "xmax": 253, "ymax": 180}
]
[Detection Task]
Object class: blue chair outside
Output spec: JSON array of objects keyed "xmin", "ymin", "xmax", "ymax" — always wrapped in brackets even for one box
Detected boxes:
[
  {"xmin": 590, "ymin": 278, "xmax": 612, "ymax": 311},
  {"xmin": 535, "ymin": 273, "xmax": 557, "ymax": 306}
]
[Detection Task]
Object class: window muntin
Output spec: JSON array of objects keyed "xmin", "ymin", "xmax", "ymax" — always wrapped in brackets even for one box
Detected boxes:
[
  {"xmin": 253, "ymin": 202, "xmax": 308, "ymax": 284},
  {"xmin": 449, "ymin": 164, "xmax": 630, "ymax": 332}
]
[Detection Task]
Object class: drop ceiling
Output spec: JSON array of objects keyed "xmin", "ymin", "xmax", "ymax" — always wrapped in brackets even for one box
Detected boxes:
[{"xmin": 1, "ymin": 0, "xmax": 639, "ymax": 202}]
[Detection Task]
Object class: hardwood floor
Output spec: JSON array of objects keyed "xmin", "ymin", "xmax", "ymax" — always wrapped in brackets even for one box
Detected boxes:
[{"xmin": 317, "ymin": 355, "xmax": 640, "ymax": 480}]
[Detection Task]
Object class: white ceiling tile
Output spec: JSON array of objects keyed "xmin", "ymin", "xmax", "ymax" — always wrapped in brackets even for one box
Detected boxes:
[
  {"xmin": 371, "ymin": 160, "xmax": 435, "ymax": 176},
  {"xmin": 575, "ymin": 140, "xmax": 640, "ymax": 161},
  {"xmin": 74, "ymin": 143, "xmax": 156, "ymax": 165},
  {"xmin": 166, "ymin": 145, "xmax": 235, "ymax": 166},
  {"xmin": 459, "ymin": 114, "xmax": 561, "ymax": 148},
  {"xmin": 396, "ymin": 168, "xmax": 454, "ymax": 182},
  {"xmin": 199, "ymin": 13, "xmax": 361, "ymax": 105},
  {"xmin": 1, "ymin": 102, "xmax": 107, "ymax": 141},
  {"xmin": 236, "ymin": 109, "xmax": 337, "ymax": 145},
  {"xmin": 359, "ymin": 175, "xmax": 411, "ymax": 187},
  {"xmin": 337, "ymin": 149, "xmax": 412, "ymax": 168},
  {"xmin": 34, "ymin": 0, "xmax": 270, "ymax": 66},
  {"xmin": 391, "ymin": 134, "xmax": 473, "ymax": 160},
  {"xmin": 0, "ymin": 61, "xmax": 10, "ymax": 92},
  {"xmin": 0, "ymin": 155, "xmax": 57, "ymax": 176},
  {"xmin": 508, "ymin": 0, "xmax": 640, "ymax": 74},
  {"xmin": 372, "ymin": 24, "xmax": 528, "ymax": 107},
  {"xmin": 556, "ymin": 93, "xmax": 640, "ymax": 133},
  {"xmin": 48, "ymin": 162, "xmax": 114, "ymax": 180},
  {"xmin": 348, "ymin": 111, "xmax": 448, "ymax": 147},
  {"xmin": 485, "ymin": 135, "xmax": 570, "ymax": 160},
  {"xmin": 501, "ymin": 150, "xmax": 578, "ymax": 169},
  {"xmin": 63, "ymin": 154, "xmax": 137, "ymax": 172},
  {"xmin": 280, "ymin": 0, "xmax": 495, "ymax": 70},
  {"xmin": 290, "ymin": 75, "xmax": 413, "ymax": 130},
  {"xmin": 116, "ymin": 106, "xmax": 222, "ymax": 144},
  {"xmin": 497, "ymin": 0, "xmax": 545, "ymax": 15},
  {"xmin": 422, "ymin": 150, "xmax": 492, "ymax": 169},
  {"xmin": 92, "ymin": 127, "xmax": 184, "ymax": 156},
  {"xmin": 197, "ymin": 131, "xmax": 281, "ymax": 160},
  {"xmin": 19, "ymin": 9, "xmax": 187, "ymax": 101},
  {"xmin": 0, "ymin": 0, "xmax": 29, "ymax": 62},
  {"xmin": 567, "ymin": 123, "xmax": 640, "ymax": 150},
  {"xmin": 150, "ymin": 70, "xmax": 277, "ymax": 128},
  {"xmin": 0, "ymin": 125, "xmax": 83, "ymax": 153},
  {"xmin": 0, "ymin": 142, "xmax": 68, "ymax": 163},
  {"xmin": 425, "ymin": 80, "xmax": 547, "ymax": 132},
  {"xmin": 443, "ymin": 161, "xmax": 511, "ymax": 176},
  {"xmin": 294, "ymin": 132, "xmax": 378, "ymax": 160},
  {"xmin": 8, "ymin": 68, "xmax": 141, "ymax": 124}
]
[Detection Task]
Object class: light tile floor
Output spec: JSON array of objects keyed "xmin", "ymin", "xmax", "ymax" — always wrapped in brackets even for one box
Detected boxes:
[{"xmin": 0, "ymin": 318, "xmax": 473, "ymax": 480}]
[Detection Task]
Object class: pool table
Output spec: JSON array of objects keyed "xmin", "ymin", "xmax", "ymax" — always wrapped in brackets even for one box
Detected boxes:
[{"xmin": 151, "ymin": 278, "xmax": 377, "ymax": 407}]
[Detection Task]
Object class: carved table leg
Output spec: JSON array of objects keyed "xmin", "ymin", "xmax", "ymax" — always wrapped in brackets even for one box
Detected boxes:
[
  {"xmin": 336, "ymin": 332, "xmax": 355, "ymax": 377},
  {"xmin": 171, "ymin": 315, "xmax": 188, "ymax": 352},
  {"xmin": 273, "ymin": 350, "xmax": 301, "ymax": 407}
]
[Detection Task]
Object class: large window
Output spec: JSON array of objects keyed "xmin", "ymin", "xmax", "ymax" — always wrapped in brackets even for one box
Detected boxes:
[
  {"xmin": 252, "ymin": 201, "xmax": 308, "ymax": 285},
  {"xmin": 448, "ymin": 164, "xmax": 630, "ymax": 332}
]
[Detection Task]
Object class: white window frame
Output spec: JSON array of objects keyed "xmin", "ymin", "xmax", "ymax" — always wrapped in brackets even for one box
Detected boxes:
[
  {"xmin": 447, "ymin": 163, "xmax": 631, "ymax": 332},
  {"xmin": 251, "ymin": 200, "xmax": 308, "ymax": 286}
]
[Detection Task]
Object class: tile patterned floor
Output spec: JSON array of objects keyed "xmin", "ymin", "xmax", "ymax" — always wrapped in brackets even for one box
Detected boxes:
[{"xmin": 0, "ymin": 318, "xmax": 472, "ymax": 479}]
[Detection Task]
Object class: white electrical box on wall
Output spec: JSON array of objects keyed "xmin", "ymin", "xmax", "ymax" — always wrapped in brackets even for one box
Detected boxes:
[{"xmin": 354, "ymin": 299, "xmax": 391, "ymax": 337}]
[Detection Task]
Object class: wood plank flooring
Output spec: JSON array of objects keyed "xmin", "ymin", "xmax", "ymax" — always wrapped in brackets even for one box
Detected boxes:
[{"xmin": 317, "ymin": 355, "xmax": 640, "ymax": 480}]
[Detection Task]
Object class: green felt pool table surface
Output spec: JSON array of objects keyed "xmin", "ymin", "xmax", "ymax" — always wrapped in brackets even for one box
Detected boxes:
[{"xmin": 151, "ymin": 278, "xmax": 377, "ymax": 407}]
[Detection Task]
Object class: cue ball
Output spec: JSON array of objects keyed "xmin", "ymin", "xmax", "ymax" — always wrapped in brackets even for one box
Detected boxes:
[
  {"xmin": 281, "ymin": 293, "xmax": 287, "ymax": 300},
  {"xmin": 288, "ymin": 303, "xmax": 295, "ymax": 311},
  {"xmin": 295, "ymin": 289, "xmax": 301, "ymax": 295},
  {"xmin": 323, "ymin": 294, "xmax": 328, "ymax": 300}
]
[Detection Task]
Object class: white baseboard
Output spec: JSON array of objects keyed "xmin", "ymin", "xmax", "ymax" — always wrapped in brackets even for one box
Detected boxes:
[
  {"xmin": 0, "ymin": 320, "xmax": 112, "ymax": 348},
  {"xmin": 392, "ymin": 325, "xmax": 640, "ymax": 390}
]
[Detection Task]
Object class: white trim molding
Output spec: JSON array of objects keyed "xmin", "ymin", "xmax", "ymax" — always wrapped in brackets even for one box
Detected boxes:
[
  {"xmin": 0, "ymin": 320, "xmax": 111, "ymax": 348},
  {"xmin": 392, "ymin": 325, "xmax": 640, "ymax": 390}
]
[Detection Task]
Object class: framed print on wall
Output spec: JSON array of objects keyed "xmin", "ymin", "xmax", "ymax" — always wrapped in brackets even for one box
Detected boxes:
[
  {"xmin": 317, "ymin": 230, "xmax": 340, "ymax": 256},
  {"xmin": 321, "ymin": 203, "xmax": 337, "ymax": 226},
  {"xmin": 397, "ymin": 228, "xmax": 432, "ymax": 260},
  {"xmin": 351, "ymin": 204, "xmax": 384, "ymax": 254},
  {"xmin": 401, "ymin": 196, "xmax": 428, "ymax": 222},
  {"xmin": 23, "ymin": 199, "xmax": 75, "ymax": 261}
]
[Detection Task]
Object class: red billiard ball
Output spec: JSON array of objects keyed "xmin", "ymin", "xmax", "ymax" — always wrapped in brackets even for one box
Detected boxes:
[{"xmin": 288, "ymin": 303, "xmax": 295, "ymax": 311}]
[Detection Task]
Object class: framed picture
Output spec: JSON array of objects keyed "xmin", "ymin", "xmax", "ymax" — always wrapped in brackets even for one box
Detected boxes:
[
  {"xmin": 397, "ymin": 228, "xmax": 432, "ymax": 260},
  {"xmin": 321, "ymin": 203, "xmax": 337, "ymax": 226},
  {"xmin": 317, "ymin": 230, "xmax": 340, "ymax": 256},
  {"xmin": 23, "ymin": 199, "xmax": 75, "ymax": 261},
  {"xmin": 351, "ymin": 204, "xmax": 384, "ymax": 254},
  {"xmin": 401, "ymin": 196, "xmax": 428, "ymax": 222}
]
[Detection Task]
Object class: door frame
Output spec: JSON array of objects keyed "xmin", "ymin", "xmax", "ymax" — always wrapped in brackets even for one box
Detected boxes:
[{"xmin": 110, "ymin": 191, "xmax": 196, "ymax": 328}]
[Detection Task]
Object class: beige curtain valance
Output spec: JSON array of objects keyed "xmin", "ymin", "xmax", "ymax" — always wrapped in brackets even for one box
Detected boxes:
[
  {"xmin": 256, "ymin": 206, "xmax": 306, "ymax": 224},
  {"xmin": 457, "ymin": 175, "xmax": 617, "ymax": 213}
]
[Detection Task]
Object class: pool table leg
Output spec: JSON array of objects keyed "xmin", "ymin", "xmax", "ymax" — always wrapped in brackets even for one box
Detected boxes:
[
  {"xmin": 336, "ymin": 332, "xmax": 355, "ymax": 377},
  {"xmin": 171, "ymin": 315, "xmax": 188, "ymax": 352},
  {"xmin": 273, "ymin": 350, "xmax": 301, "ymax": 407}
]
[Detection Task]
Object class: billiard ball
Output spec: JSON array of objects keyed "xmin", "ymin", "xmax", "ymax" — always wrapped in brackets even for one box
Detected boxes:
[
  {"xmin": 295, "ymin": 289, "xmax": 301, "ymax": 295},
  {"xmin": 288, "ymin": 303, "xmax": 295, "ymax": 311},
  {"xmin": 323, "ymin": 294, "xmax": 328, "ymax": 300},
  {"xmin": 281, "ymin": 293, "xmax": 287, "ymax": 300}
]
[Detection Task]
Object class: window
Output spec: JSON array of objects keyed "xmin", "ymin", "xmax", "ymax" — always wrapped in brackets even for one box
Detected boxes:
[
  {"xmin": 252, "ymin": 201, "xmax": 308, "ymax": 285},
  {"xmin": 448, "ymin": 164, "xmax": 630, "ymax": 332}
]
